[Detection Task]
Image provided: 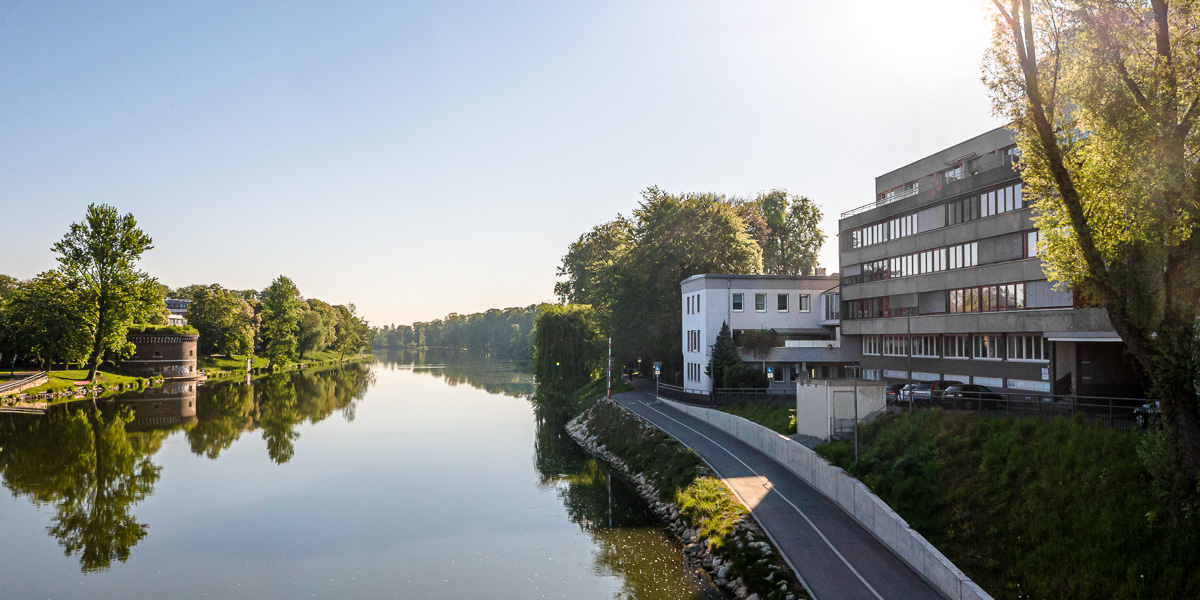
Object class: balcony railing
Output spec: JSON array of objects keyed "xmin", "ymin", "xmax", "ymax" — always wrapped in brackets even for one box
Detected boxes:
[{"xmin": 841, "ymin": 152, "xmax": 1017, "ymax": 219}]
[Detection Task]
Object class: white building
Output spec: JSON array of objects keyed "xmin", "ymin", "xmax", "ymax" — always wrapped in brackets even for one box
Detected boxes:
[{"xmin": 681, "ymin": 273, "xmax": 857, "ymax": 392}]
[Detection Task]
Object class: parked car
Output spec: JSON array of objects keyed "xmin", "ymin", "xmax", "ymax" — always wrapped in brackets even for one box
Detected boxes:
[
  {"xmin": 898, "ymin": 383, "xmax": 917, "ymax": 404},
  {"xmin": 1135, "ymin": 400, "xmax": 1162, "ymax": 430},
  {"xmin": 912, "ymin": 380, "xmax": 965, "ymax": 405},
  {"xmin": 885, "ymin": 383, "xmax": 906, "ymax": 404},
  {"xmin": 942, "ymin": 384, "xmax": 1004, "ymax": 410}
]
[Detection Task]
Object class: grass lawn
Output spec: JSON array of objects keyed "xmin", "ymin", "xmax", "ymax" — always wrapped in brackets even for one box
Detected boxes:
[
  {"xmin": 3, "ymin": 368, "xmax": 147, "ymax": 399},
  {"xmin": 199, "ymin": 350, "xmax": 372, "ymax": 377},
  {"xmin": 717, "ymin": 403, "xmax": 796, "ymax": 435}
]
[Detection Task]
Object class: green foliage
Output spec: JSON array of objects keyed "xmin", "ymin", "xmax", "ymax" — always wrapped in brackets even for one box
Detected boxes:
[
  {"xmin": 753, "ymin": 189, "xmax": 825, "ymax": 275},
  {"xmin": 260, "ymin": 276, "xmax": 303, "ymax": 370},
  {"xmin": 373, "ymin": 305, "xmax": 538, "ymax": 360},
  {"xmin": 297, "ymin": 309, "xmax": 327, "ymax": 359},
  {"xmin": 184, "ymin": 284, "xmax": 256, "ymax": 356},
  {"xmin": 126, "ymin": 324, "xmax": 199, "ymax": 336},
  {"xmin": 2, "ymin": 271, "xmax": 95, "ymax": 369},
  {"xmin": 533, "ymin": 304, "xmax": 605, "ymax": 396},
  {"xmin": 723, "ymin": 363, "xmax": 769, "ymax": 389},
  {"xmin": 583, "ymin": 400, "xmax": 702, "ymax": 502},
  {"xmin": 706, "ymin": 322, "xmax": 738, "ymax": 389},
  {"xmin": 52, "ymin": 204, "xmax": 160, "ymax": 380},
  {"xmin": 984, "ymin": 2, "xmax": 1200, "ymax": 482},
  {"xmin": 738, "ymin": 329, "xmax": 779, "ymax": 359},
  {"xmin": 817, "ymin": 411, "xmax": 1200, "ymax": 598},
  {"xmin": 0, "ymin": 274, "xmax": 17, "ymax": 301}
]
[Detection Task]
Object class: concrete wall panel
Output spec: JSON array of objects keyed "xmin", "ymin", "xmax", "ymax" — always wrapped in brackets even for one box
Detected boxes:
[
  {"xmin": 853, "ymin": 482, "xmax": 876, "ymax": 532},
  {"xmin": 920, "ymin": 539, "xmax": 964, "ymax": 600},
  {"xmin": 961, "ymin": 581, "xmax": 990, "ymax": 600},
  {"xmin": 835, "ymin": 471, "xmax": 856, "ymax": 515}
]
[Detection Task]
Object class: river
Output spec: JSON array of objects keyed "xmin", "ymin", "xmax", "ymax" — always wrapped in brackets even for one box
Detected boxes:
[{"xmin": 0, "ymin": 352, "xmax": 721, "ymax": 599}]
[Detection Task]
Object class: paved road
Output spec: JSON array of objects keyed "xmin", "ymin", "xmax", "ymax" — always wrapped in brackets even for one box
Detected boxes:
[{"xmin": 612, "ymin": 390, "xmax": 944, "ymax": 600}]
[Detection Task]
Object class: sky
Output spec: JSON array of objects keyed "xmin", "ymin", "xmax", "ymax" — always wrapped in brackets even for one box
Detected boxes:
[{"xmin": 0, "ymin": 1, "xmax": 1004, "ymax": 327}]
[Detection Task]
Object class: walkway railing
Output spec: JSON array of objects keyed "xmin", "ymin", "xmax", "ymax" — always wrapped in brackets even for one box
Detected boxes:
[
  {"xmin": 0, "ymin": 372, "xmax": 48, "ymax": 396},
  {"xmin": 888, "ymin": 391, "xmax": 1155, "ymax": 431},
  {"xmin": 648, "ymin": 381, "xmax": 796, "ymax": 407}
]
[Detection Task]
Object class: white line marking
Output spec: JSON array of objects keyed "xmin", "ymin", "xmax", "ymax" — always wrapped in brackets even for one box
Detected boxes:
[{"xmin": 630, "ymin": 394, "xmax": 887, "ymax": 600}]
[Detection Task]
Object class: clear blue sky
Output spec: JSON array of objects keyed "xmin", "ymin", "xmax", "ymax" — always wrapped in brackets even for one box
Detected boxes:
[{"xmin": 0, "ymin": 1, "xmax": 1002, "ymax": 327}]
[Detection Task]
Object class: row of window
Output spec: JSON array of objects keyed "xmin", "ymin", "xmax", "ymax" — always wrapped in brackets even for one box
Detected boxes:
[
  {"xmin": 686, "ymin": 329, "xmax": 701, "ymax": 353},
  {"xmin": 862, "ymin": 333, "xmax": 1048, "ymax": 362},
  {"xmin": 845, "ymin": 241, "xmax": 978, "ymax": 285},
  {"xmin": 686, "ymin": 362, "xmax": 703, "ymax": 382},
  {"xmin": 844, "ymin": 282, "xmax": 1031, "ymax": 319},
  {"xmin": 849, "ymin": 213, "xmax": 918, "ymax": 249},
  {"xmin": 849, "ymin": 182, "xmax": 1026, "ymax": 250},
  {"xmin": 948, "ymin": 283, "xmax": 1026, "ymax": 313},
  {"xmin": 685, "ymin": 293, "xmax": 702, "ymax": 314},
  {"xmin": 731, "ymin": 292, "xmax": 811, "ymax": 313}
]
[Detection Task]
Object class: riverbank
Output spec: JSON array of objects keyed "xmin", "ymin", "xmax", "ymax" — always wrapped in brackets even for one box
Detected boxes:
[
  {"xmin": 817, "ymin": 410, "xmax": 1200, "ymax": 598},
  {"xmin": 199, "ymin": 350, "xmax": 373, "ymax": 379},
  {"xmin": 1, "ymin": 369, "xmax": 161, "ymax": 404},
  {"xmin": 569, "ymin": 398, "xmax": 806, "ymax": 600}
]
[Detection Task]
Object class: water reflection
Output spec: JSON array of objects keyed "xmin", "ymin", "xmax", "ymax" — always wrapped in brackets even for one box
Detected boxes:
[
  {"xmin": 382, "ymin": 348, "xmax": 535, "ymax": 398},
  {"xmin": 0, "ymin": 363, "xmax": 376, "ymax": 573},
  {"xmin": 0, "ymin": 402, "xmax": 160, "ymax": 572}
]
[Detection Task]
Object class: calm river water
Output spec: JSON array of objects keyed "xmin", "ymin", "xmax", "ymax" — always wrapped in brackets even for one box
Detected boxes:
[{"xmin": 0, "ymin": 353, "xmax": 721, "ymax": 599}]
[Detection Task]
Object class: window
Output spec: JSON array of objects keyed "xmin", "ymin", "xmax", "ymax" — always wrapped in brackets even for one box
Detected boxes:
[
  {"xmin": 732, "ymin": 293, "xmax": 744, "ymax": 311},
  {"xmin": 950, "ymin": 283, "xmax": 1024, "ymax": 313},
  {"xmin": 799, "ymin": 294, "xmax": 810, "ymax": 312},
  {"xmin": 1008, "ymin": 378, "xmax": 1050, "ymax": 392},
  {"xmin": 1007, "ymin": 334, "xmax": 1048, "ymax": 361},
  {"xmin": 686, "ymin": 296, "xmax": 691, "ymax": 314},
  {"xmin": 912, "ymin": 335, "xmax": 939, "ymax": 357},
  {"xmin": 973, "ymin": 334, "xmax": 1002, "ymax": 360},
  {"xmin": 944, "ymin": 165, "xmax": 963, "ymax": 182},
  {"xmin": 844, "ymin": 297, "xmax": 888, "ymax": 319},
  {"xmin": 974, "ymin": 376, "xmax": 1003, "ymax": 388},
  {"xmin": 862, "ymin": 335, "xmax": 881, "ymax": 355},
  {"xmin": 1026, "ymin": 230, "xmax": 1043, "ymax": 258},
  {"xmin": 912, "ymin": 371, "xmax": 939, "ymax": 382},
  {"xmin": 754, "ymin": 293, "xmax": 766, "ymax": 312},
  {"xmin": 777, "ymin": 293, "xmax": 789, "ymax": 312},
  {"xmin": 883, "ymin": 335, "xmax": 908, "ymax": 356},
  {"xmin": 980, "ymin": 183, "xmax": 1024, "ymax": 218},
  {"xmin": 943, "ymin": 334, "xmax": 970, "ymax": 359}
]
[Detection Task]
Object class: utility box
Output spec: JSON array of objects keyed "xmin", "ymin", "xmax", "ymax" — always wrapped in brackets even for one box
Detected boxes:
[{"xmin": 796, "ymin": 379, "xmax": 887, "ymax": 442}]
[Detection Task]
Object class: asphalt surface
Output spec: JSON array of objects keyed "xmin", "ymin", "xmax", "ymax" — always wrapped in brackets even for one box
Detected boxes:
[{"xmin": 612, "ymin": 389, "xmax": 944, "ymax": 600}]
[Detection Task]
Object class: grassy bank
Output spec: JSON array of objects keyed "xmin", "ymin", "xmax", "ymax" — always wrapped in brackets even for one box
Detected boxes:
[
  {"xmin": 199, "ymin": 350, "xmax": 372, "ymax": 378},
  {"xmin": 817, "ymin": 411, "xmax": 1200, "ymax": 599},
  {"xmin": 579, "ymin": 399, "xmax": 805, "ymax": 600},
  {"xmin": 717, "ymin": 403, "xmax": 795, "ymax": 435},
  {"xmin": 534, "ymin": 376, "xmax": 633, "ymax": 419},
  {"xmin": 1, "ymin": 369, "xmax": 152, "ymax": 400}
]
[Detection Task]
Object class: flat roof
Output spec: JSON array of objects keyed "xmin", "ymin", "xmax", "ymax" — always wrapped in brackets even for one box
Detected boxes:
[{"xmin": 681, "ymin": 273, "xmax": 839, "ymax": 284}]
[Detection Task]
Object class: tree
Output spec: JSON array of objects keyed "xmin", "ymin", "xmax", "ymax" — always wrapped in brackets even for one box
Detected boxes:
[
  {"xmin": 52, "ymin": 205, "xmax": 158, "ymax": 381},
  {"xmin": 985, "ymin": 1, "xmax": 1200, "ymax": 485},
  {"xmin": 706, "ymin": 322, "xmax": 739, "ymax": 389},
  {"xmin": 260, "ymin": 276, "xmax": 303, "ymax": 370},
  {"xmin": 533, "ymin": 304, "xmax": 605, "ymax": 396},
  {"xmin": 755, "ymin": 190, "xmax": 826, "ymax": 275},
  {"xmin": 185, "ymin": 284, "xmax": 256, "ymax": 356},
  {"xmin": 3, "ymin": 271, "xmax": 95, "ymax": 370},
  {"xmin": 297, "ymin": 309, "xmax": 328, "ymax": 359},
  {"xmin": 0, "ymin": 274, "xmax": 17, "ymax": 301}
]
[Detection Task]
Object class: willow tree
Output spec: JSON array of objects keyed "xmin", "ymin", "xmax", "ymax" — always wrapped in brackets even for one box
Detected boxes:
[{"xmin": 985, "ymin": 1, "xmax": 1200, "ymax": 481}]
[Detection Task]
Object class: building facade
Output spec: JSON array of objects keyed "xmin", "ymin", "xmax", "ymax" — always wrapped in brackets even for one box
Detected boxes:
[
  {"xmin": 680, "ymin": 274, "xmax": 856, "ymax": 392},
  {"xmin": 838, "ymin": 127, "xmax": 1143, "ymax": 397},
  {"xmin": 124, "ymin": 332, "xmax": 201, "ymax": 379}
]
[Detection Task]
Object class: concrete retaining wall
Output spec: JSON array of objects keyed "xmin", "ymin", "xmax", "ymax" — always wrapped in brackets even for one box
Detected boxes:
[{"xmin": 657, "ymin": 397, "xmax": 992, "ymax": 600}]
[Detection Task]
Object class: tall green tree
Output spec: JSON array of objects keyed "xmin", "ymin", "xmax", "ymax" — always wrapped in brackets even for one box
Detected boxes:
[
  {"xmin": 297, "ymin": 309, "xmax": 328, "ymax": 359},
  {"xmin": 755, "ymin": 190, "xmax": 825, "ymax": 275},
  {"xmin": 706, "ymin": 322, "xmax": 739, "ymax": 388},
  {"xmin": 260, "ymin": 276, "xmax": 303, "ymax": 370},
  {"xmin": 985, "ymin": 1, "xmax": 1200, "ymax": 483},
  {"xmin": 533, "ymin": 304, "xmax": 605, "ymax": 396},
  {"xmin": 0, "ymin": 274, "xmax": 17, "ymax": 301},
  {"xmin": 185, "ymin": 284, "xmax": 257, "ymax": 356},
  {"xmin": 609, "ymin": 187, "xmax": 763, "ymax": 374},
  {"xmin": 52, "ymin": 205, "xmax": 160, "ymax": 380},
  {"xmin": 3, "ymin": 271, "xmax": 95, "ymax": 370}
]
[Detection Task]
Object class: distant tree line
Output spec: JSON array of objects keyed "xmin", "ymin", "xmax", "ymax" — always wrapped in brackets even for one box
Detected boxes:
[
  {"xmin": 0, "ymin": 205, "xmax": 372, "ymax": 375},
  {"xmin": 371, "ymin": 305, "xmax": 538, "ymax": 360},
  {"xmin": 551, "ymin": 186, "xmax": 825, "ymax": 382}
]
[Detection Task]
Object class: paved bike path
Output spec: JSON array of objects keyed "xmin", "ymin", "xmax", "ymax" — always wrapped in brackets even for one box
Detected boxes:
[{"xmin": 613, "ymin": 390, "xmax": 943, "ymax": 600}]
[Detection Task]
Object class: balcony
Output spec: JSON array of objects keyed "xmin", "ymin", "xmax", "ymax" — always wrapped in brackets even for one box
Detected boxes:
[{"xmin": 841, "ymin": 152, "xmax": 1018, "ymax": 219}]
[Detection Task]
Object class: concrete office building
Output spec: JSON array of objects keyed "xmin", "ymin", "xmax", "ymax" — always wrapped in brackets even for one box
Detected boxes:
[
  {"xmin": 680, "ymin": 273, "xmax": 856, "ymax": 392},
  {"xmin": 838, "ymin": 127, "xmax": 1143, "ymax": 397}
]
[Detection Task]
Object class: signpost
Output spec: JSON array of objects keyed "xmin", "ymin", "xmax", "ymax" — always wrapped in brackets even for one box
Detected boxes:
[{"xmin": 653, "ymin": 361, "xmax": 662, "ymax": 398}]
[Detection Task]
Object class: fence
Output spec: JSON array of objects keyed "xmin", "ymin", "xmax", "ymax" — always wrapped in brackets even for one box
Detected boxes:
[
  {"xmin": 889, "ymin": 391, "xmax": 1155, "ymax": 431},
  {"xmin": 0, "ymin": 372, "xmax": 49, "ymax": 396},
  {"xmin": 652, "ymin": 381, "xmax": 796, "ymax": 407}
]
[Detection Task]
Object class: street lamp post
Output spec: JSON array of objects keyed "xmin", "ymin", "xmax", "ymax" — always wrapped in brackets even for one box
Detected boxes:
[{"xmin": 847, "ymin": 365, "xmax": 861, "ymax": 466}]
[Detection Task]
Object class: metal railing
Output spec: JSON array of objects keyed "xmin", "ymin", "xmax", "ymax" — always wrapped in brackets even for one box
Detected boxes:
[
  {"xmin": 840, "ymin": 152, "xmax": 1017, "ymax": 219},
  {"xmin": 0, "ymin": 372, "xmax": 48, "ymax": 395},
  {"xmin": 654, "ymin": 382, "xmax": 796, "ymax": 407},
  {"xmin": 887, "ymin": 391, "xmax": 1155, "ymax": 431}
]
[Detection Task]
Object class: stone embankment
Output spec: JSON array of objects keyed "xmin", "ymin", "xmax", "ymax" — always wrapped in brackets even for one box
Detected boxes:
[
  {"xmin": 567, "ymin": 400, "xmax": 804, "ymax": 600},
  {"xmin": 1, "ymin": 379, "xmax": 161, "ymax": 406}
]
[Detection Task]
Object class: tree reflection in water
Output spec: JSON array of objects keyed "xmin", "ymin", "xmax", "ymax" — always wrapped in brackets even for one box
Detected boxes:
[
  {"xmin": 0, "ymin": 402, "xmax": 160, "ymax": 572},
  {"xmin": 0, "ymin": 363, "xmax": 376, "ymax": 573}
]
